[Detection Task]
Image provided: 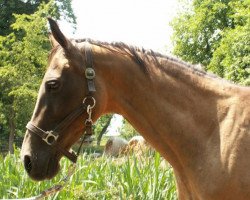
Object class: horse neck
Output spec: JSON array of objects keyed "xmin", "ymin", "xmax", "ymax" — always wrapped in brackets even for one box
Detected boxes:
[{"xmin": 93, "ymin": 45, "xmax": 235, "ymax": 167}]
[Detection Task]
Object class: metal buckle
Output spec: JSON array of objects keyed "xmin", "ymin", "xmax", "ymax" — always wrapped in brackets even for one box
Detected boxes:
[
  {"xmin": 85, "ymin": 68, "xmax": 95, "ymax": 80},
  {"xmin": 43, "ymin": 131, "xmax": 59, "ymax": 145}
]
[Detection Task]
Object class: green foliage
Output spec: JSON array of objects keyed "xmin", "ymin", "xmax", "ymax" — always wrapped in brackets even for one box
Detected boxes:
[
  {"xmin": 0, "ymin": 0, "xmax": 40, "ymax": 36},
  {"xmin": 0, "ymin": 0, "xmax": 76, "ymax": 151},
  {"xmin": 94, "ymin": 114, "xmax": 113, "ymax": 146},
  {"xmin": 171, "ymin": 0, "xmax": 250, "ymax": 85},
  {"xmin": 0, "ymin": 149, "xmax": 177, "ymax": 199},
  {"xmin": 171, "ymin": 0, "xmax": 234, "ymax": 66},
  {"xmin": 119, "ymin": 119, "xmax": 138, "ymax": 140},
  {"xmin": 208, "ymin": 0, "xmax": 250, "ymax": 84},
  {"xmin": 94, "ymin": 114, "xmax": 113, "ymax": 135},
  {"xmin": 0, "ymin": 1, "xmax": 53, "ymax": 141},
  {"xmin": 0, "ymin": 0, "xmax": 76, "ymax": 36},
  {"xmin": 56, "ymin": 0, "xmax": 77, "ymax": 29}
]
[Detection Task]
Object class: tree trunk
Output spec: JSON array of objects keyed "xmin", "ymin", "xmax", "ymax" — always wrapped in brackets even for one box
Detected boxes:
[
  {"xmin": 8, "ymin": 108, "xmax": 15, "ymax": 154},
  {"xmin": 96, "ymin": 116, "xmax": 112, "ymax": 146}
]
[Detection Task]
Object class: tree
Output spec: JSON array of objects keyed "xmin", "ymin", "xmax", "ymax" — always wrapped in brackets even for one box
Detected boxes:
[
  {"xmin": 119, "ymin": 119, "xmax": 139, "ymax": 140},
  {"xmin": 0, "ymin": 0, "xmax": 76, "ymax": 36},
  {"xmin": 94, "ymin": 114, "xmax": 113, "ymax": 146},
  {"xmin": 0, "ymin": 0, "xmax": 76, "ymax": 153},
  {"xmin": 208, "ymin": 1, "xmax": 250, "ymax": 84},
  {"xmin": 171, "ymin": 0, "xmax": 249, "ymax": 85}
]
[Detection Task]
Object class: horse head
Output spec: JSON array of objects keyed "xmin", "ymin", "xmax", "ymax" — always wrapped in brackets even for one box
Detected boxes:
[{"xmin": 21, "ymin": 18, "xmax": 104, "ymax": 180}]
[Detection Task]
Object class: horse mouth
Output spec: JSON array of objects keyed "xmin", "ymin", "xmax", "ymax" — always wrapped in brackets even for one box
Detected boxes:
[
  {"xmin": 23, "ymin": 153, "xmax": 60, "ymax": 181},
  {"xmin": 45, "ymin": 156, "xmax": 60, "ymax": 180}
]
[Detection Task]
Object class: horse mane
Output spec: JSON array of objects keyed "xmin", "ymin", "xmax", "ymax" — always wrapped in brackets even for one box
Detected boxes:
[{"xmin": 73, "ymin": 38, "xmax": 218, "ymax": 79}]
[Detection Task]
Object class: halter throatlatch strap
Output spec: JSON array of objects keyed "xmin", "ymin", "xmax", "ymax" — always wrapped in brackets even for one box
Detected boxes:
[{"xmin": 26, "ymin": 42, "xmax": 96, "ymax": 163}]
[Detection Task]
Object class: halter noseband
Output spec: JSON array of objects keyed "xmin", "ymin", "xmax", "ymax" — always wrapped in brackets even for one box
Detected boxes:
[{"xmin": 26, "ymin": 42, "xmax": 96, "ymax": 163}]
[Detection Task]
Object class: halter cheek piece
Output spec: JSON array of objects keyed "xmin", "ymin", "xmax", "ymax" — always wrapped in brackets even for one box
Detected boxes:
[{"xmin": 26, "ymin": 42, "xmax": 96, "ymax": 163}]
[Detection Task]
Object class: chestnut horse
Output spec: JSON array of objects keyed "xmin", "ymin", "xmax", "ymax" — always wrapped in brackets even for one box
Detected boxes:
[{"xmin": 21, "ymin": 18, "xmax": 250, "ymax": 199}]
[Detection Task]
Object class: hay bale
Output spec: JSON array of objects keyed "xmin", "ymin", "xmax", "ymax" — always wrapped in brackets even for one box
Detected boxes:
[
  {"xmin": 128, "ymin": 135, "xmax": 147, "ymax": 147},
  {"xmin": 125, "ymin": 135, "xmax": 151, "ymax": 154},
  {"xmin": 104, "ymin": 137, "xmax": 128, "ymax": 157}
]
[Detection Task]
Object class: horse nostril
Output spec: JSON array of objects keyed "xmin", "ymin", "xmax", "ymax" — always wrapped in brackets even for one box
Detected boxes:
[{"xmin": 24, "ymin": 155, "xmax": 32, "ymax": 173}]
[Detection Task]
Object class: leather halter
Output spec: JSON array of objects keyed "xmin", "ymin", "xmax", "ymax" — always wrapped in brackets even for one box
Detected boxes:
[{"xmin": 26, "ymin": 42, "xmax": 96, "ymax": 163}]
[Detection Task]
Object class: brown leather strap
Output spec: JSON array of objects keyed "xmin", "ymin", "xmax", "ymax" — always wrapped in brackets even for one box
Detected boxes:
[
  {"xmin": 26, "ymin": 122, "xmax": 52, "ymax": 140},
  {"xmin": 54, "ymin": 103, "xmax": 87, "ymax": 133},
  {"xmin": 26, "ymin": 102, "xmax": 87, "ymax": 163},
  {"xmin": 85, "ymin": 42, "xmax": 96, "ymax": 93},
  {"xmin": 55, "ymin": 144, "xmax": 77, "ymax": 163},
  {"xmin": 26, "ymin": 102, "xmax": 87, "ymax": 140},
  {"xmin": 85, "ymin": 41, "xmax": 93, "ymax": 68}
]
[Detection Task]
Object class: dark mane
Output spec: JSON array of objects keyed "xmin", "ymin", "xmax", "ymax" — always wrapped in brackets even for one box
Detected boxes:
[{"xmin": 74, "ymin": 38, "xmax": 217, "ymax": 79}]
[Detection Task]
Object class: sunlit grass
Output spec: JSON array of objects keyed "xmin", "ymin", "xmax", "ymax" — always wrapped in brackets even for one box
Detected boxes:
[{"xmin": 0, "ymin": 148, "xmax": 177, "ymax": 200}]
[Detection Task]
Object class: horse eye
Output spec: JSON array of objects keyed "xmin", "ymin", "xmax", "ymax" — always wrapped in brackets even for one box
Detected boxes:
[{"xmin": 46, "ymin": 80, "xmax": 60, "ymax": 91}]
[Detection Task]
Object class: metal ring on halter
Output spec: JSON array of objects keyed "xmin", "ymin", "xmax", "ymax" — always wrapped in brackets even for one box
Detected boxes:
[
  {"xmin": 43, "ymin": 131, "xmax": 59, "ymax": 145},
  {"xmin": 83, "ymin": 96, "xmax": 96, "ymax": 109}
]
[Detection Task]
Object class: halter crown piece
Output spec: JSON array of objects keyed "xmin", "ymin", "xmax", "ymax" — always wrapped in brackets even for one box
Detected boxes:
[{"xmin": 26, "ymin": 42, "xmax": 96, "ymax": 163}]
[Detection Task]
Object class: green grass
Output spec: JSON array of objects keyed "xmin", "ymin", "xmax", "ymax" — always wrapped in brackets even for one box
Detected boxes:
[{"xmin": 0, "ymin": 148, "xmax": 177, "ymax": 200}]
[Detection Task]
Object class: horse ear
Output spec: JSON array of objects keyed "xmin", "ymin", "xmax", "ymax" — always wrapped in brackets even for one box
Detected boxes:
[
  {"xmin": 49, "ymin": 33, "xmax": 59, "ymax": 48},
  {"xmin": 47, "ymin": 17, "xmax": 72, "ymax": 50}
]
